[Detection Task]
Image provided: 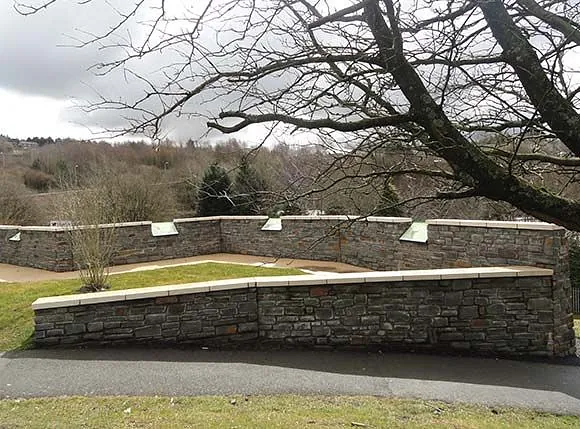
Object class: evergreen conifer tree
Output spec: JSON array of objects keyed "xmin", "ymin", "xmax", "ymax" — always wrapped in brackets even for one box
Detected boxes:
[
  {"xmin": 233, "ymin": 158, "xmax": 268, "ymax": 215},
  {"xmin": 196, "ymin": 163, "xmax": 233, "ymax": 216}
]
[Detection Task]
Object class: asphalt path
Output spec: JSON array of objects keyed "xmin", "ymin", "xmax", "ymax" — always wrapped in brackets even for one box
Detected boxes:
[{"xmin": 1, "ymin": 348, "xmax": 580, "ymax": 415}]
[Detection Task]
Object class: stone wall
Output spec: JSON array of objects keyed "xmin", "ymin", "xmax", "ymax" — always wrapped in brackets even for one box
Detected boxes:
[
  {"xmin": 258, "ymin": 277, "xmax": 572, "ymax": 357},
  {"xmin": 220, "ymin": 216, "xmax": 413, "ymax": 269},
  {"xmin": 400, "ymin": 220, "xmax": 567, "ymax": 270},
  {"xmin": 395, "ymin": 221, "xmax": 574, "ymax": 355},
  {"xmin": 28, "ymin": 216, "xmax": 576, "ymax": 357},
  {"xmin": 0, "ymin": 219, "xmax": 222, "ymax": 272},
  {"xmin": 35, "ymin": 288, "xmax": 257, "ymax": 347},
  {"xmin": 221, "ymin": 216, "xmax": 346, "ymax": 261},
  {"xmin": 33, "ymin": 267, "xmax": 575, "ymax": 357},
  {"xmin": 0, "ymin": 226, "xmax": 72, "ymax": 272},
  {"xmin": 0, "ymin": 217, "xmax": 568, "ymax": 278},
  {"xmin": 110, "ymin": 219, "xmax": 221, "ymax": 266}
]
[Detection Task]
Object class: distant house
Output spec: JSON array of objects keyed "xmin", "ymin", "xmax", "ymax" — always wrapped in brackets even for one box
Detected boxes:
[
  {"xmin": 17, "ymin": 140, "xmax": 39, "ymax": 149},
  {"xmin": 305, "ymin": 209, "xmax": 325, "ymax": 216}
]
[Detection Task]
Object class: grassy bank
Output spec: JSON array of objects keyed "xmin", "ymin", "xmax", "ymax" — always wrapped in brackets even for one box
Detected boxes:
[
  {"xmin": 0, "ymin": 395, "xmax": 578, "ymax": 428},
  {"xmin": 0, "ymin": 263, "xmax": 302, "ymax": 351}
]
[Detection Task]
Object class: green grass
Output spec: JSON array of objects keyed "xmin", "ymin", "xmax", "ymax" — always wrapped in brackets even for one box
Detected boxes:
[
  {"xmin": 0, "ymin": 395, "xmax": 578, "ymax": 428},
  {"xmin": 0, "ymin": 263, "xmax": 302, "ymax": 351}
]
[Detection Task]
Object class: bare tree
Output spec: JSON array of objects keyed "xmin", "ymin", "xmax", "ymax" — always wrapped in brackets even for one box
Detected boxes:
[{"xmin": 17, "ymin": 0, "xmax": 580, "ymax": 230}]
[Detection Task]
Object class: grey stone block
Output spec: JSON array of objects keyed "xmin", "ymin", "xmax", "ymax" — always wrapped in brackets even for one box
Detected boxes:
[
  {"xmin": 386, "ymin": 311, "xmax": 410, "ymax": 323},
  {"xmin": 64, "ymin": 324, "xmax": 86, "ymax": 335},
  {"xmin": 87, "ymin": 322, "xmax": 104, "ymax": 332},
  {"xmin": 459, "ymin": 306, "xmax": 478, "ymax": 320},
  {"xmin": 418, "ymin": 305, "xmax": 441, "ymax": 317},
  {"xmin": 182, "ymin": 321, "xmax": 202, "ymax": 333},
  {"xmin": 135, "ymin": 326, "xmax": 162, "ymax": 337},
  {"xmin": 528, "ymin": 298, "xmax": 552, "ymax": 311},
  {"xmin": 145, "ymin": 314, "xmax": 166, "ymax": 324},
  {"xmin": 486, "ymin": 303, "xmax": 506, "ymax": 315},
  {"xmin": 315, "ymin": 308, "xmax": 333, "ymax": 320}
]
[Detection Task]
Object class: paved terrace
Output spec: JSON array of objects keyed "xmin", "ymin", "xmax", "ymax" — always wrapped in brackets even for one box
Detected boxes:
[{"xmin": 0, "ymin": 253, "xmax": 369, "ymax": 283}]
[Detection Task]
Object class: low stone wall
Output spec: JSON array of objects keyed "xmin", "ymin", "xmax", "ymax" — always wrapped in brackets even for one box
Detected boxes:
[
  {"xmin": 0, "ymin": 216, "xmax": 568, "ymax": 276},
  {"xmin": 0, "ymin": 226, "xmax": 72, "ymax": 271},
  {"xmin": 33, "ymin": 266, "xmax": 576, "ymax": 357},
  {"xmin": 0, "ymin": 219, "xmax": 223, "ymax": 272},
  {"xmin": 110, "ymin": 219, "xmax": 221, "ymax": 266},
  {"xmin": 35, "ymin": 287, "xmax": 257, "ymax": 347},
  {"xmin": 221, "ymin": 216, "xmax": 342, "ymax": 261}
]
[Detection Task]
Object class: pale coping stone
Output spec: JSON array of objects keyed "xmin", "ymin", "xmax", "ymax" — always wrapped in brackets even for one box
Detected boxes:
[
  {"xmin": 467, "ymin": 267, "xmax": 520, "ymax": 278},
  {"xmin": 19, "ymin": 226, "xmax": 68, "ymax": 232},
  {"xmin": 426, "ymin": 219, "xmax": 563, "ymax": 230},
  {"xmin": 365, "ymin": 216, "xmax": 413, "ymax": 223},
  {"xmin": 253, "ymin": 274, "xmax": 328, "ymax": 288},
  {"xmin": 20, "ymin": 221, "xmax": 154, "ymax": 232},
  {"xmin": 281, "ymin": 215, "xmax": 351, "ymax": 221},
  {"xmin": 96, "ymin": 221, "xmax": 153, "ymax": 229},
  {"xmin": 207, "ymin": 278, "xmax": 255, "ymax": 291},
  {"xmin": 216, "ymin": 216, "xmax": 270, "ymax": 220},
  {"xmin": 0, "ymin": 225, "xmax": 20, "ymax": 230},
  {"xmin": 32, "ymin": 295, "xmax": 83, "ymax": 310},
  {"xmin": 166, "ymin": 283, "xmax": 211, "ymax": 296},
  {"xmin": 79, "ymin": 291, "xmax": 132, "ymax": 306},
  {"xmin": 251, "ymin": 276, "xmax": 293, "ymax": 287},
  {"xmin": 125, "ymin": 285, "xmax": 173, "ymax": 300},
  {"xmin": 31, "ymin": 266, "xmax": 554, "ymax": 310},
  {"xmin": 173, "ymin": 216, "xmax": 224, "ymax": 223},
  {"xmin": 319, "ymin": 272, "xmax": 384, "ymax": 284},
  {"xmin": 280, "ymin": 215, "xmax": 412, "ymax": 223}
]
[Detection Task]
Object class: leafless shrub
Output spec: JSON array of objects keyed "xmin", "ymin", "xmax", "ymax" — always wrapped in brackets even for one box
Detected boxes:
[
  {"xmin": 55, "ymin": 180, "xmax": 117, "ymax": 292},
  {"xmin": 0, "ymin": 180, "xmax": 40, "ymax": 225},
  {"xmin": 97, "ymin": 170, "xmax": 177, "ymax": 222},
  {"xmin": 23, "ymin": 168, "xmax": 56, "ymax": 192}
]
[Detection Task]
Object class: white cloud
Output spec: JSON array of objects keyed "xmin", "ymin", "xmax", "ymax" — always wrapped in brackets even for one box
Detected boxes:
[{"xmin": 0, "ymin": 88, "xmax": 96, "ymax": 139}]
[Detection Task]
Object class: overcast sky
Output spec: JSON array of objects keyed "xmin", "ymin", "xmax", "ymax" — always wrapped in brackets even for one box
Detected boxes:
[
  {"xmin": 0, "ymin": 1, "xmax": 115, "ymax": 139},
  {"xmin": 0, "ymin": 0, "xmax": 274, "ymax": 143},
  {"xmin": 2, "ymin": 1, "xmax": 577, "ymax": 144}
]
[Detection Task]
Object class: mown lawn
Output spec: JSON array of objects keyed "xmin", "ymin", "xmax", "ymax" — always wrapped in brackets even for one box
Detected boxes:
[
  {"xmin": 0, "ymin": 263, "xmax": 302, "ymax": 351},
  {"xmin": 0, "ymin": 395, "xmax": 578, "ymax": 428}
]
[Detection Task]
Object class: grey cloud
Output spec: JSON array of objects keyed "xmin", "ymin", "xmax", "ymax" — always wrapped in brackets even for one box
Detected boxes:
[
  {"xmin": 0, "ymin": 1, "xmax": 131, "ymax": 98},
  {"xmin": 0, "ymin": 0, "xmax": 292, "ymax": 140}
]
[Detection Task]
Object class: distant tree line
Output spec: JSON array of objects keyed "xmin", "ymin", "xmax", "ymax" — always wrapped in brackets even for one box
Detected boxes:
[{"xmin": 0, "ymin": 135, "xmax": 535, "ymax": 227}]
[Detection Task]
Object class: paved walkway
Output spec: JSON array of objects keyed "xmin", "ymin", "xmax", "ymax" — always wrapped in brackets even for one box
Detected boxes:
[
  {"xmin": 0, "ymin": 253, "xmax": 369, "ymax": 283},
  {"xmin": 1, "ymin": 348, "xmax": 580, "ymax": 415}
]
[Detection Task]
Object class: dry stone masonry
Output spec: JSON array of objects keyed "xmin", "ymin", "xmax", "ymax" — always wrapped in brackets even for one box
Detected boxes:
[
  {"xmin": 33, "ymin": 267, "xmax": 573, "ymax": 357},
  {"xmin": 27, "ymin": 216, "xmax": 576, "ymax": 357},
  {"xmin": 1, "ymin": 216, "xmax": 567, "ymax": 274}
]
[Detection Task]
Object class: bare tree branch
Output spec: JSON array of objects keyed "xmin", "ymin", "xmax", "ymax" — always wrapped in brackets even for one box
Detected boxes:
[
  {"xmin": 208, "ymin": 112, "xmax": 414, "ymax": 134},
  {"xmin": 478, "ymin": 0, "xmax": 580, "ymax": 156},
  {"xmin": 516, "ymin": 0, "xmax": 580, "ymax": 45}
]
